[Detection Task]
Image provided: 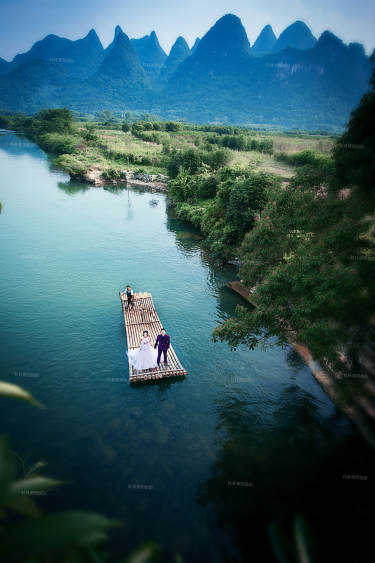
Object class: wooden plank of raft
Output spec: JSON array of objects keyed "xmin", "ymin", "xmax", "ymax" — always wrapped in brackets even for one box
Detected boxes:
[{"xmin": 120, "ymin": 291, "xmax": 187, "ymax": 382}]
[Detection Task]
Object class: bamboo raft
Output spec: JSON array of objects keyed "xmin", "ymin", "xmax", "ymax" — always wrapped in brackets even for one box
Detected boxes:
[{"xmin": 120, "ymin": 291, "xmax": 187, "ymax": 382}]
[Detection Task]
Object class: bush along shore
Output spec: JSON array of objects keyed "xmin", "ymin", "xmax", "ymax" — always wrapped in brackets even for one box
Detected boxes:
[{"xmin": 2, "ymin": 106, "xmax": 375, "ymax": 445}]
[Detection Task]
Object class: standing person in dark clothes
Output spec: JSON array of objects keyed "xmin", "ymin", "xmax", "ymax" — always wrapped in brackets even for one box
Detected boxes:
[
  {"xmin": 125, "ymin": 285, "xmax": 134, "ymax": 310},
  {"xmin": 154, "ymin": 328, "xmax": 170, "ymax": 366}
]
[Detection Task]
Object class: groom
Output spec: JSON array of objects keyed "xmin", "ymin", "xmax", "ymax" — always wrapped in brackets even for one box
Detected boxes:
[{"xmin": 154, "ymin": 328, "xmax": 170, "ymax": 366}]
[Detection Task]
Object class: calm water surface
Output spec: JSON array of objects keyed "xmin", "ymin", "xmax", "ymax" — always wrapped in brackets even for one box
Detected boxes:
[{"xmin": 0, "ymin": 133, "xmax": 373, "ymax": 562}]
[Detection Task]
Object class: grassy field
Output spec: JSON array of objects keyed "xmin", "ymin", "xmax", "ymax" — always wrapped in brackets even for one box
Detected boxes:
[
  {"xmin": 59, "ymin": 122, "xmax": 335, "ymax": 182},
  {"xmin": 2, "ymin": 108, "xmax": 335, "ymax": 182}
]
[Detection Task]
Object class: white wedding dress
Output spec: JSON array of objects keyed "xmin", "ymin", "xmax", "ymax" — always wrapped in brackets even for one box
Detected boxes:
[{"xmin": 127, "ymin": 337, "xmax": 158, "ymax": 371}]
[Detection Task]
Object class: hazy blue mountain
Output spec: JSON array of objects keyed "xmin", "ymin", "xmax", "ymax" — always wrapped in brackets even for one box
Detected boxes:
[
  {"xmin": 96, "ymin": 29, "xmax": 148, "ymax": 85},
  {"xmin": 0, "ymin": 59, "xmax": 68, "ymax": 111},
  {"xmin": 192, "ymin": 13, "xmax": 251, "ymax": 62},
  {"xmin": 7, "ymin": 29, "xmax": 104, "ymax": 79},
  {"xmin": 251, "ymin": 24, "xmax": 277, "ymax": 56},
  {"xmin": 10, "ymin": 34, "xmax": 72, "ymax": 68},
  {"xmin": 160, "ymin": 18, "xmax": 373, "ymax": 132},
  {"xmin": 158, "ymin": 14, "xmax": 253, "ymax": 119},
  {"xmin": 0, "ymin": 14, "xmax": 373, "ymax": 132},
  {"xmin": 348, "ymin": 42, "xmax": 366, "ymax": 58},
  {"xmin": 272, "ymin": 20, "xmax": 317, "ymax": 53},
  {"xmin": 191, "ymin": 37, "xmax": 200, "ymax": 53},
  {"xmin": 0, "ymin": 34, "xmax": 77, "ymax": 111},
  {"xmin": 159, "ymin": 36, "xmax": 190, "ymax": 85},
  {"xmin": 56, "ymin": 29, "xmax": 104, "ymax": 78},
  {"xmin": 131, "ymin": 31, "xmax": 167, "ymax": 83},
  {"xmin": 0, "ymin": 57, "xmax": 10, "ymax": 74},
  {"xmin": 105, "ymin": 25, "xmax": 123, "ymax": 53},
  {"xmin": 60, "ymin": 28, "xmax": 152, "ymax": 112},
  {"xmin": 313, "ymin": 30, "xmax": 347, "ymax": 58}
]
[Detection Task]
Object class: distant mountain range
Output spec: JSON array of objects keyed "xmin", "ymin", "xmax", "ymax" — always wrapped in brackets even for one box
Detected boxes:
[
  {"xmin": 0, "ymin": 13, "xmax": 374, "ymax": 132},
  {"xmin": 131, "ymin": 30, "xmax": 167, "ymax": 84}
]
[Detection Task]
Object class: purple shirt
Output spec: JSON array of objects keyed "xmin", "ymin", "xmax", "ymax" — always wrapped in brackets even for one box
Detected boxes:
[{"xmin": 155, "ymin": 334, "xmax": 170, "ymax": 350}]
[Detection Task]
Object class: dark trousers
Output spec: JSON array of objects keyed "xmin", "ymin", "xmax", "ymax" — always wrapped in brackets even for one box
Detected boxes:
[{"xmin": 157, "ymin": 348, "xmax": 168, "ymax": 364}]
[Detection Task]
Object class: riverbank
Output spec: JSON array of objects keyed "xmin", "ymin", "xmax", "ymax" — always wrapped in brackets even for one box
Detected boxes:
[
  {"xmin": 1, "ymin": 109, "xmax": 334, "ymax": 182},
  {"xmin": 85, "ymin": 168, "xmax": 169, "ymax": 191},
  {"xmin": 228, "ymin": 280, "xmax": 375, "ymax": 447}
]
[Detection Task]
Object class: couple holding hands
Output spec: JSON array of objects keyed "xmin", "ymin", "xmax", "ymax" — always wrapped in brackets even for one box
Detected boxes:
[{"xmin": 128, "ymin": 328, "xmax": 170, "ymax": 371}]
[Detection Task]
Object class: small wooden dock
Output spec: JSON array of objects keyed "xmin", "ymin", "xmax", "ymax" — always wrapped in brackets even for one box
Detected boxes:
[
  {"xmin": 120, "ymin": 291, "xmax": 187, "ymax": 382},
  {"xmin": 227, "ymin": 281, "xmax": 258, "ymax": 307}
]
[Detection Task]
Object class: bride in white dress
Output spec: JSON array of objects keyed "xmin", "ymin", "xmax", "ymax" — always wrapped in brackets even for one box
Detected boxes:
[{"xmin": 127, "ymin": 330, "xmax": 158, "ymax": 371}]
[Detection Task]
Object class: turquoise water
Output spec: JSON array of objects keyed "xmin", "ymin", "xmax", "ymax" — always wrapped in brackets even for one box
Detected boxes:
[{"xmin": 0, "ymin": 133, "xmax": 373, "ymax": 562}]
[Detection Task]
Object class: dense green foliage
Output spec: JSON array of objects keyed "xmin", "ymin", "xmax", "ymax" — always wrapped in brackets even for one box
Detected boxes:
[
  {"xmin": 0, "ymin": 108, "xmax": 74, "ymax": 137},
  {"xmin": 169, "ymin": 166, "xmax": 278, "ymax": 260},
  {"xmin": 1, "ymin": 108, "xmax": 75, "ymax": 145},
  {"xmin": 38, "ymin": 133, "xmax": 77, "ymax": 155},
  {"xmin": 213, "ymin": 69, "xmax": 375, "ymax": 365},
  {"xmin": 101, "ymin": 167, "xmax": 123, "ymax": 180},
  {"xmin": 54, "ymin": 154, "xmax": 89, "ymax": 177},
  {"xmin": 275, "ymin": 149, "xmax": 331, "ymax": 167},
  {"xmin": 332, "ymin": 66, "xmax": 375, "ymax": 212},
  {"xmin": 207, "ymin": 134, "xmax": 273, "ymax": 154},
  {"xmin": 167, "ymin": 147, "xmax": 231, "ymax": 178}
]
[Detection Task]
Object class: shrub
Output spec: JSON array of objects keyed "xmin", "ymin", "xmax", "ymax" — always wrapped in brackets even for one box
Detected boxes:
[
  {"xmin": 0, "ymin": 115, "xmax": 11, "ymax": 129},
  {"xmin": 165, "ymin": 121, "xmax": 181, "ymax": 132},
  {"xmin": 39, "ymin": 133, "xmax": 77, "ymax": 155},
  {"xmin": 204, "ymin": 148, "xmax": 231, "ymax": 170},
  {"xmin": 102, "ymin": 167, "xmax": 122, "ymax": 180},
  {"xmin": 54, "ymin": 154, "xmax": 87, "ymax": 178},
  {"xmin": 167, "ymin": 148, "xmax": 203, "ymax": 178},
  {"xmin": 275, "ymin": 149, "xmax": 330, "ymax": 167},
  {"xmin": 81, "ymin": 125, "xmax": 98, "ymax": 142},
  {"xmin": 36, "ymin": 108, "xmax": 74, "ymax": 134}
]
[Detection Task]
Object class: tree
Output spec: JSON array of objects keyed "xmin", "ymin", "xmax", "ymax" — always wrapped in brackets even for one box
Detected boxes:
[
  {"xmin": 167, "ymin": 148, "xmax": 202, "ymax": 178},
  {"xmin": 206, "ymin": 148, "xmax": 231, "ymax": 170},
  {"xmin": 225, "ymin": 173, "xmax": 269, "ymax": 237},
  {"xmin": 332, "ymin": 66, "xmax": 375, "ymax": 211},
  {"xmin": 0, "ymin": 115, "xmax": 10, "ymax": 129},
  {"xmin": 36, "ymin": 108, "xmax": 74, "ymax": 134},
  {"xmin": 213, "ymin": 69, "xmax": 375, "ymax": 364},
  {"xmin": 97, "ymin": 109, "xmax": 115, "ymax": 125},
  {"xmin": 165, "ymin": 121, "xmax": 181, "ymax": 132},
  {"xmin": 169, "ymin": 166, "xmax": 277, "ymax": 261}
]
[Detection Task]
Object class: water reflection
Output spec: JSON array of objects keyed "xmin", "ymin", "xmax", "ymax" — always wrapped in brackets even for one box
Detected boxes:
[
  {"xmin": 125, "ymin": 189, "xmax": 134, "ymax": 221},
  {"xmin": 58, "ymin": 180, "xmax": 91, "ymax": 195},
  {"xmin": 198, "ymin": 376, "xmax": 373, "ymax": 562},
  {"xmin": 285, "ymin": 348, "xmax": 307, "ymax": 372},
  {"xmin": 166, "ymin": 214, "xmax": 203, "ymax": 257},
  {"xmin": 103, "ymin": 185, "xmax": 125, "ymax": 195},
  {"xmin": 130, "ymin": 374, "xmax": 186, "ymax": 391},
  {"xmin": 0, "ymin": 133, "xmax": 45, "ymax": 159}
]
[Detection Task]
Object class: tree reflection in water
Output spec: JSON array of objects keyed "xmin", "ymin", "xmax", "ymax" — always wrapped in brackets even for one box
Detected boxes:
[{"xmin": 197, "ymin": 383, "xmax": 373, "ymax": 562}]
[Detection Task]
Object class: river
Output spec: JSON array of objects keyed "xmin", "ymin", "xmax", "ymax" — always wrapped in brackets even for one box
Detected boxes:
[{"xmin": 0, "ymin": 132, "xmax": 373, "ymax": 562}]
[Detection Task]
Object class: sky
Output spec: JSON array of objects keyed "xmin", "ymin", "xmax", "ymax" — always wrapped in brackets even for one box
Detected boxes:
[{"xmin": 0, "ymin": 0, "xmax": 374, "ymax": 61}]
